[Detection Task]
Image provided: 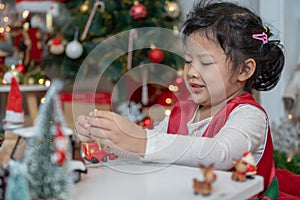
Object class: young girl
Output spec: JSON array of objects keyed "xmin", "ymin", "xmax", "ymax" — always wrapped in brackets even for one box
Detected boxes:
[{"xmin": 76, "ymin": 0, "xmax": 287, "ymax": 198}]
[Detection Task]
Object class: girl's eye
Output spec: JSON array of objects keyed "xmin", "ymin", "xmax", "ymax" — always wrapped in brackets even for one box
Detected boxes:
[
  {"xmin": 185, "ymin": 60, "xmax": 192, "ymax": 64},
  {"xmin": 201, "ymin": 62, "xmax": 214, "ymax": 66}
]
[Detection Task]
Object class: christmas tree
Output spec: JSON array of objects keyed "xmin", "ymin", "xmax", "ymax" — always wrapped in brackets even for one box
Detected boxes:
[
  {"xmin": 23, "ymin": 85, "xmax": 73, "ymax": 199},
  {"xmin": 43, "ymin": 0, "xmax": 184, "ymax": 84}
]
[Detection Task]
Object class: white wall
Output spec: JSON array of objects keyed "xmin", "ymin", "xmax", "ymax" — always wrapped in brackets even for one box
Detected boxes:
[
  {"xmin": 259, "ymin": 0, "xmax": 300, "ymax": 125},
  {"xmin": 282, "ymin": 0, "xmax": 300, "ymax": 83},
  {"xmin": 258, "ymin": 0, "xmax": 284, "ymax": 125},
  {"xmin": 178, "ymin": 0, "xmax": 300, "ymax": 125}
]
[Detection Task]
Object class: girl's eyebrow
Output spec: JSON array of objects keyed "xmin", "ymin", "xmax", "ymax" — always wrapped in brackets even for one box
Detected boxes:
[
  {"xmin": 197, "ymin": 51, "xmax": 226, "ymax": 58},
  {"xmin": 197, "ymin": 53, "xmax": 211, "ymax": 58},
  {"xmin": 184, "ymin": 51, "xmax": 210, "ymax": 57},
  {"xmin": 184, "ymin": 50, "xmax": 223, "ymax": 59},
  {"xmin": 195, "ymin": 52, "xmax": 214, "ymax": 60}
]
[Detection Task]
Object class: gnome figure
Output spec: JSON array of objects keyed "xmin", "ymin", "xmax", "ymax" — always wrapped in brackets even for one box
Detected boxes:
[
  {"xmin": 3, "ymin": 77, "xmax": 25, "ymax": 130},
  {"xmin": 0, "ymin": 77, "xmax": 25, "ymax": 166}
]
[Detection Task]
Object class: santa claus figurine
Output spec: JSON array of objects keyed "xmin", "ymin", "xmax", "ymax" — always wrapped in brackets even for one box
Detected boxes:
[
  {"xmin": 51, "ymin": 122, "xmax": 69, "ymax": 165},
  {"xmin": 241, "ymin": 152, "xmax": 257, "ymax": 179},
  {"xmin": 13, "ymin": 20, "xmax": 43, "ymax": 67}
]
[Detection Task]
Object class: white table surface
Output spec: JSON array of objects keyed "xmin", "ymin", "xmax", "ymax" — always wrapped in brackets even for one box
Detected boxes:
[{"xmin": 68, "ymin": 160, "xmax": 263, "ymax": 200}]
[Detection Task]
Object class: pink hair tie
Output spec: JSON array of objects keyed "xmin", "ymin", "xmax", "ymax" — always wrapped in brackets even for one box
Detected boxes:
[{"xmin": 252, "ymin": 32, "xmax": 268, "ymax": 44}]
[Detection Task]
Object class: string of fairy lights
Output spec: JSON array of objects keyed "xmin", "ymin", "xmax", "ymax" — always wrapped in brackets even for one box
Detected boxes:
[{"xmin": 0, "ymin": 1, "xmax": 12, "ymax": 34}]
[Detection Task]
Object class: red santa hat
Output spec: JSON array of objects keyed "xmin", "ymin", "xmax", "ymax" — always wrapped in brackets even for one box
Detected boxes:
[
  {"xmin": 241, "ymin": 152, "xmax": 255, "ymax": 165},
  {"xmin": 54, "ymin": 122, "xmax": 65, "ymax": 139},
  {"xmin": 4, "ymin": 77, "xmax": 25, "ymax": 123}
]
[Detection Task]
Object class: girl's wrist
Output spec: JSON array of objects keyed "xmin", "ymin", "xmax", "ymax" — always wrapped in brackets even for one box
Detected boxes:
[{"xmin": 134, "ymin": 128, "xmax": 147, "ymax": 156}]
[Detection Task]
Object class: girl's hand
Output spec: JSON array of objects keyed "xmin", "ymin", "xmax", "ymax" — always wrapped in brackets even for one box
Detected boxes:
[
  {"xmin": 75, "ymin": 115, "xmax": 94, "ymax": 143},
  {"xmin": 88, "ymin": 110, "xmax": 147, "ymax": 155}
]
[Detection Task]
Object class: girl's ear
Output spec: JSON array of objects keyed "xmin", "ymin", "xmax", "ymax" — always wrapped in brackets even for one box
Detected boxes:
[{"xmin": 238, "ymin": 58, "xmax": 256, "ymax": 81}]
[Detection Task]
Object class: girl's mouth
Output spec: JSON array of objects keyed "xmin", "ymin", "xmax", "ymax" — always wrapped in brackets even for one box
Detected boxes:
[{"xmin": 190, "ymin": 82, "xmax": 205, "ymax": 93}]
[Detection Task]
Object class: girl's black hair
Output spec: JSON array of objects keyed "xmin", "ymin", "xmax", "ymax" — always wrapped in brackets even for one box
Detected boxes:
[{"xmin": 181, "ymin": 0, "xmax": 284, "ymax": 91}]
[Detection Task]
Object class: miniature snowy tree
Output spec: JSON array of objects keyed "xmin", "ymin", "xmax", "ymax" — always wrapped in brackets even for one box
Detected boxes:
[
  {"xmin": 272, "ymin": 117, "xmax": 300, "ymax": 158},
  {"xmin": 23, "ymin": 85, "xmax": 73, "ymax": 199}
]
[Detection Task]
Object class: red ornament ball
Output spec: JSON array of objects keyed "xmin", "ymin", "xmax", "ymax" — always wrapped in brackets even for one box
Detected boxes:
[
  {"xmin": 130, "ymin": 3, "xmax": 147, "ymax": 20},
  {"xmin": 16, "ymin": 63, "xmax": 26, "ymax": 74},
  {"xmin": 138, "ymin": 117, "xmax": 153, "ymax": 129},
  {"xmin": 148, "ymin": 48, "xmax": 164, "ymax": 63}
]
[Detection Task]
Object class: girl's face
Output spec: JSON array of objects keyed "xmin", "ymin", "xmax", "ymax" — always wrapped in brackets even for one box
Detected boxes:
[{"xmin": 183, "ymin": 32, "xmax": 245, "ymax": 108}]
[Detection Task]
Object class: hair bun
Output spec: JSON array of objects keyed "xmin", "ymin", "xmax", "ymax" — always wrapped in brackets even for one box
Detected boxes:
[{"xmin": 254, "ymin": 44, "xmax": 284, "ymax": 91}]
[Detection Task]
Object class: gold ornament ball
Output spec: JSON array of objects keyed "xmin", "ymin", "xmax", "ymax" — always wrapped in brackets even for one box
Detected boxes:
[
  {"xmin": 80, "ymin": 2, "xmax": 89, "ymax": 13},
  {"xmin": 165, "ymin": 2, "xmax": 180, "ymax": 19},
  {"xmin": 28, "ymin": 77, "xmax": 35, "ymax": 85}
]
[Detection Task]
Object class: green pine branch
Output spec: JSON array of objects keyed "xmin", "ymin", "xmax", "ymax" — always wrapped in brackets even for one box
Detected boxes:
[{"xmin": 274, "ymin": 150, "xmax": 300, "ymax": 174}]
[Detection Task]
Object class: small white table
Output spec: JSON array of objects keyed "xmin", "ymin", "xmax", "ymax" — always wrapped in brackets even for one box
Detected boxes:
[
  {"xmin": 68, "ymin": 161, "xmax": 264, "ymax": 200},
  {"xmin": 0, "ymin": 84, "xmax": 48, "ymax": 129}
]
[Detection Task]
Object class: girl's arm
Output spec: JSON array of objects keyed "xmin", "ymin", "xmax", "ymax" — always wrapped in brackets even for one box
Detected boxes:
[{"xmin": 141, "ymin": 105, "xmax": 268, "ymax": 170}]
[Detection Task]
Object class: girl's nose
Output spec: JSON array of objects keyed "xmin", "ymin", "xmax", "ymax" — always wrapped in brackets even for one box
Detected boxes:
[{"xmin": 186, "ymin": 64, "xmax": 200, "ymax": 79}]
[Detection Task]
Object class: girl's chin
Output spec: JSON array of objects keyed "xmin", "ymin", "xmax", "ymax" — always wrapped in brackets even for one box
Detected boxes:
[
  {"xmin": 191, "ymin": 94, "xmax": 204, "ymax": 104},
  {"xmin": 191, "ymin": 87, "xmax": 205, "ymax": 93}
]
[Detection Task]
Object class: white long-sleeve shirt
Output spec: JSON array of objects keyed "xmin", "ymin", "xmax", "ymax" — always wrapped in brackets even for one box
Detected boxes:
[{"xmin": 140, "ymin": 104, "xmax": 268, "ymax": 170}]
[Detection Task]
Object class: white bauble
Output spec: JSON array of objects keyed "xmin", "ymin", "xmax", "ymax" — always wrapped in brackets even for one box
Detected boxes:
[
  {"xmin": 65, "ymin": 40, "xmax": 83, "ymax": 59},
  {"xmin": 3, "ymin": 71, "xmax": 15, "ymax": 84}
]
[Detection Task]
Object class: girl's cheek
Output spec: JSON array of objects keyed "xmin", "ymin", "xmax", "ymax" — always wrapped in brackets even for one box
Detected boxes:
[{"xmin": 183, "ymin": 66, "xmax": 189, "ymax": 77}]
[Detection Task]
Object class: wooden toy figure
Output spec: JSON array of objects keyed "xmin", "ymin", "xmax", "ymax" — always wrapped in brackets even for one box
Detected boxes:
[
  {"xmin": 193, "ymin": 163, "xmax": 216, "ymax": 196},
  {"xmin": 231, "ymin": 159, "xmax": 248, "ymax": 182}
]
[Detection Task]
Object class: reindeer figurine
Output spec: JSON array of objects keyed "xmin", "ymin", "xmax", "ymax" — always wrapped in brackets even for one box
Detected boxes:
[
  {"xmin": 231, "ymin": 159, "xmax": 248, "ymax": 182},
  {"xmin": 193, "ymin": 163, "xmax": 217, "ymax": 196}
]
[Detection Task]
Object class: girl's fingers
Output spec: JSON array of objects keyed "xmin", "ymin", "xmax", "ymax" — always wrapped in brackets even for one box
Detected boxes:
[
  {"xmin": 76, "ymin": 115, "xmax": 90, "ymax": 129},
  {"xmin": 89, "ymin": 110, "xmax": 115, "ymax": 120},
  {"xmin": 75, "ymin": 115, "xmax": 94, "ymax": 142},
  {"xmin": 75, "ymin": 114, "xmax": 117, "ymax": 144},
  {"xmin": 75, "ymin": 123, "xmax": 93, "ymax": 142},
  {"xmin": 89, "ymin": 126, "xmax": 112, "ymax": 140},
  {"xmin": 92, "ymin": 137, "xmax": 115, "ymax": 149},
  {"xmin": 89, "ymin": 128, "xmax": 119, "ymax": 149},
  {"xmin": 77, "ymin": 132, "xmax": 94, "ymax": 143},
  {"xmin": 75, "ymin": 121, "xmax": 89, "ymax": 134},
  {"xmin": 87, "ymin": 117, "xmax": 112, "ymax": 131}
]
